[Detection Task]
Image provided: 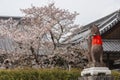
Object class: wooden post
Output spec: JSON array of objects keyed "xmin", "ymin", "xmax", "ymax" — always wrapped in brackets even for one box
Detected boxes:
[{"xmin": 106, "ymin": 53, "xmax": 110, "ymax": 68}]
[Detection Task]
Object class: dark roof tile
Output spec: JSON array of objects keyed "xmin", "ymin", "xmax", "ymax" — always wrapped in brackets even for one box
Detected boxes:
[
  {"xmin": 0, "ymin": 16, "xmax": 21, "ymax": 20},
  {"xmin": 103, "ymin": 40, "xmax": 120, "ymax": 52}
]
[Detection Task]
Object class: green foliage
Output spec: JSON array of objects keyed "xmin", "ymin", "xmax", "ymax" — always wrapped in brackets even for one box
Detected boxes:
[
  {"xmin": 0, "ymin": 68, "xmax": 119, "ymax": 80},
  {"xmin": 112, "ymin": 70, "xmax": 120, "ymax": 80},
  {"xmin": 0, "ymin": 68, "xmax": 81, "ymax": 80}
]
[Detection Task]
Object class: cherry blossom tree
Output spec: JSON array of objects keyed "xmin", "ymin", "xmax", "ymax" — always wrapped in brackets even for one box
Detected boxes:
[
  {"xmin": 20, "ymin": 3, "xmax": 79, "ymax": 49},
  {"xmin": 19, "ymin": 3, "xmax": 79, "ymax": 64},
  {"xmin": 0, "ymin": 3, "xmax": 81, "ymax": 68}
]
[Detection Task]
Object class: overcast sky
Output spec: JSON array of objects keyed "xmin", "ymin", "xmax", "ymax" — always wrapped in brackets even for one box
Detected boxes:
[{"xmin": 0, "ymin": 0, "xmax": 120, "ymax": 25}]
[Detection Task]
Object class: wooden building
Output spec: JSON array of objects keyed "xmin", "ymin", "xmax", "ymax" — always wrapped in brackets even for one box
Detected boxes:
[{"xmin": 63, "ymin": 10, "xmax": 120, "ymax": 69}]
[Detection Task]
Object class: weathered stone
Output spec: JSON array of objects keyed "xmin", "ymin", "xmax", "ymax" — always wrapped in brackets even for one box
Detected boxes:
[
  {"xmin": 81, "ymin": 67, "xmax": 111, "ymax": 76},
  {"xmin": 78, "ymin": 75, "xmax": 114, "ymax": 80}
]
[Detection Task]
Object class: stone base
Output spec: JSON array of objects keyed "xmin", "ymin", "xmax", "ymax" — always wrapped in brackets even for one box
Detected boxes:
[
  {"xmin": 81, "ymin": 67, "xmax": 111, "ymax": 76},
  {"xmin": 78, "ymin": 75, "xmax": 114, "ymax": 80}
]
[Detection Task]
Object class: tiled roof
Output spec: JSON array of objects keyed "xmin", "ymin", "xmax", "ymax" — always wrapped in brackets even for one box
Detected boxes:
[
  {"xmin": 62, "ymin": 9, "xmax": 120, "ymax": 44},
  {"xmin": 0, "ymin": 16, "xmax": 21, "ymax": 52},
  {"xmin": 0, "ymin": 16, "xmax": 21, "ymax": 20},
  {"xmin": 0, "ymin": 37, "xmax": 15, "ymax": 52},
  {"xmin": 103, "ymin": 40, "xmax": 120, "ymax": 52},
  {"xmin": 60, "ymin": 10, "xmax": 120, "ymax": 53}
]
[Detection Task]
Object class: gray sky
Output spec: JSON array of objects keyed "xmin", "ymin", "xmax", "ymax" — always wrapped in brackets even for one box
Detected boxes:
[{"xmin": 0, "ymin": 0, "xmax": 120, "ymax": 25}]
